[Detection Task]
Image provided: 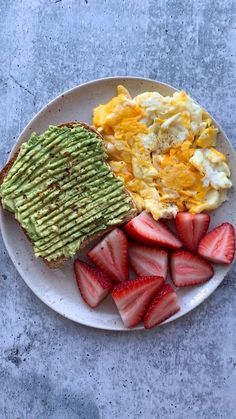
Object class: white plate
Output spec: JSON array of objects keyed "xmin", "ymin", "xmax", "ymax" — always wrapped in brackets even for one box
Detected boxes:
[{"xmin": 1, "ymin": 77, "xmax": 236, "ymax": 331}]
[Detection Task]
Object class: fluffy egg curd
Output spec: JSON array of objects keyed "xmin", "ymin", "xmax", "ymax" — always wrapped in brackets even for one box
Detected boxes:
[{"xmin": 93, "ymin": 85, "xmax": 232, "ymax": 220}]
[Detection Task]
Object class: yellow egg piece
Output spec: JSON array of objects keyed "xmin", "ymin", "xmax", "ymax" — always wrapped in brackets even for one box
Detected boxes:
[
  {"xmin": 196, "ymin": 127, "xmax": 218, "ymax": 148},
  {"xmin": 159, "ymin": 163, "xmax": 196, "ymax": 189},
  {"xmin": 207, "ymin": 148, "xmax": 226, "ymax": 163}
]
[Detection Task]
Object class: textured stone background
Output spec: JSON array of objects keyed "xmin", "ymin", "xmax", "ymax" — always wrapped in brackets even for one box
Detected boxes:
[{"xmin": 0, "ymin": 1, "xmax": 236, "ymax": 418}]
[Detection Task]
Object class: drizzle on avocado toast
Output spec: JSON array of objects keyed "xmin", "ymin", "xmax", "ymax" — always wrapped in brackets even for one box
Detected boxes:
[{"xmin": 0, "ymin": 122, "xmax": 136, "ymax": 268}]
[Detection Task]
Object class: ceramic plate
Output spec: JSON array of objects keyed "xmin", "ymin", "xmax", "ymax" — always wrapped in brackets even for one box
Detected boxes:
[{"xmin": 1, "ymin": 77, "xmax": 236, "ymax": 331}]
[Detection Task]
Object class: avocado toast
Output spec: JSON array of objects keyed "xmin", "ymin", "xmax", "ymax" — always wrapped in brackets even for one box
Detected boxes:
[{"xmin": 0, "ymin": 122, "xmax": 136, "ymax": 268}]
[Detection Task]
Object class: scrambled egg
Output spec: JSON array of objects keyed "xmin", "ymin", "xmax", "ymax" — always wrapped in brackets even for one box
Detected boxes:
[{"xmin": 93, "ymin": 85, "xmax": 232, "ymax": 220}]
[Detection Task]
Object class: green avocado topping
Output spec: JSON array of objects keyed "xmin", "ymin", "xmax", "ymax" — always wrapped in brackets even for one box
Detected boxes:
[{"xmin": 0, "ymin": 124, "xmax": 136, "ymax": 261}]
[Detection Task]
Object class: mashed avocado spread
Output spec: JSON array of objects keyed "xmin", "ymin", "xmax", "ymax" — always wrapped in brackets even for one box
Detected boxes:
[{"xmin": 0, "ymin": 124, "xmax": 135, "ymax": 261}]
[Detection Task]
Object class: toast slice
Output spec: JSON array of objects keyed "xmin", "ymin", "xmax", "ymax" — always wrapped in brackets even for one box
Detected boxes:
[{"xmin": 0, "ymin": 122, "xmax": 137, "ymax": 268}]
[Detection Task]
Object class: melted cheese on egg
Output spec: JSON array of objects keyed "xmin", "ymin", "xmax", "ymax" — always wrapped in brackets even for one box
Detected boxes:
[{"xmin": 93, "ymin": 85, "xmax": 232, "ymax": 219}]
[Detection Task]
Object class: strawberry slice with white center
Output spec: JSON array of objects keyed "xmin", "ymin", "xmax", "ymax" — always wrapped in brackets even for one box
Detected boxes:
[
  {"xmin": 175, "ymin": 212, "xmax": 210, "ymax": 251},
  {"xmin": 144, "ymin": 284, "xmax": 180, "ymax": 329},
  {"xmin": 88, "ymin": 228, "xmax": 128, "ymax": 283},
  {"xmin": 198, "ymin": 222, "xmax": 235, "ymax": 264},
  {"xmin": 74, "ymin": 260, "xmax": 113, "ymax": 308},
  {"xmin": 170, "ymin": 250, "xmax": 214, "ymax": 287},
  {"xmin": 112, "ymin": 276, "xmax": 164, "ymax": 328},
  {"xmin": 129, "ymin": 243, "xmax": 168, "ymax": 280},
  {"xmin": 124, "ymin": 211, "xmax": 182, "ymax": 249}
]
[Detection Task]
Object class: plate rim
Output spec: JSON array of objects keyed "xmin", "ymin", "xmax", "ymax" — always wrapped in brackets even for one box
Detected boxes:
[{"xmin": 0, "ymin": 75, "xmax": 235, "ymax": 331}]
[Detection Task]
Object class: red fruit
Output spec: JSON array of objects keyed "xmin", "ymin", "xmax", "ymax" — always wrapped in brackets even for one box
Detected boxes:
[
  {"xmin": 128, "ymin": 243, "xmax": 168, "ymax": 280},
  {"xmin": 124, "ymin": 211, "xmax": 182, "ymax": 249},
  {"xmin": 170, "ymin": 250, "xmax": 214, "ymax": 287},
  {"xmin": 74, "ymin": 260, "xmax": 113, "ymax": 308},
  {"xmin": 112, "ymin": 276, "xmax": 164, "ymax": 328},
  {"xmin": 175, "ymin": 212, "xmax": 210, "ymax": 251},
  {"xmin": 198, "ymin": 222, "xmax": 235, "ymax": 264},
  {"xmin": 88, "ymin": 228, "xmax": 128, "ymax": 282},
  {"xmin": 144, "ymin": 284, "xmax": 180, "ymax": 329}
]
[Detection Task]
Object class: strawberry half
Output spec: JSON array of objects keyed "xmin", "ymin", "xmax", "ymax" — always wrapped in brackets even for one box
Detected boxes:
[
  {"xmin": 124, "ymin": 211, "xmax": 182, "ymax": 249},
  {"xmin": 175, "ymin": 212, "xmax": 210, "ymax": 251},
  {"xmin": 170, "ymin": 250, "xmax": 214, "ymax": 287},
  {"xmin": 112, "ymin": 276, "xmax": 164, "ymax": 328},
  {"xmin": 74, "ymin": 260, "xmax": 113, "ymax": 308},
  {"xmin": 128, "ymin": 243, "xmax": 168, "ymax": 280},
  {"xmin": 88, "ymin": 228, "xmax": 128, "ymax": 283},
  {"xmin": 144, "ymin": 284, "xmax": 180, "ymax": 329},
  {"xmin": 198, "ymin": 222, "xmax": 235, "ymax": 264}
]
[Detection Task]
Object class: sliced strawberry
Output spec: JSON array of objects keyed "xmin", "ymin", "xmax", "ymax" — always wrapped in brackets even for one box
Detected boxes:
[
  {"xmin": 198, "ymin": 222, "xmax": 235, "ymax": 264},
  {"xmin": 88, "ymin": 228, "xmax": 128, "ymax": 283},
  {"xmin": 144, "ymin": 284, "xmax": 180, "ymax": 329},
  {"xmin": 129, "ymin": 243, "xmax": 168, "ymax": 280},
  {"xmin": 74, "ymin": 260, "xmax": 113, "ymax": 308},
  {"xmin": 124, "ymin": 211, "xmax": 182, "ymax": 249},
  {"xmin": 112, "ymin": 276, "xmax": 164, "ymax": 328},
  {"xmin": 170, "ymin": 250, "xmax": 214, "ymax": 287},
  {"xmin": 175, "ymin": 212, "xmax": 210, "ymax": 251}
]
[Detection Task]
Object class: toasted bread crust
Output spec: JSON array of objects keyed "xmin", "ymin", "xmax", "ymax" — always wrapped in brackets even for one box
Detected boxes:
[
  {"xmin": 0, "ymin": 150, "xmax": 20, "ymax": 185},
  {"xmin": 0, "ymin": 122, "xmax": 136, "ymax": 269}
]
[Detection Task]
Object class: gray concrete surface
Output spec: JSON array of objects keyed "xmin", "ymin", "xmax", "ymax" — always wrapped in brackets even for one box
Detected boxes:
[{"xmin": 0, "ymin": 1, "xmax": 236, "ymax": 418}]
